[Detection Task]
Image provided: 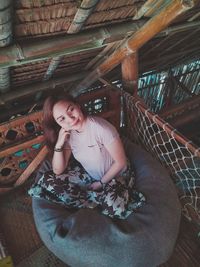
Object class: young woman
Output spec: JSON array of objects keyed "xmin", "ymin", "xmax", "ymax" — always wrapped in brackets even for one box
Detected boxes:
[{"xmin": 29, "ymin": 94, "xmax": 145, "ymax": 219}]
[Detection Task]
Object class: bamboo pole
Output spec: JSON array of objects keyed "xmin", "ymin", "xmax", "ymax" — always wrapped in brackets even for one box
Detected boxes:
[
  {"xmin": 0, "ymin": 21, "xmax": 145, "ymax": 68},
  {"xmin": 121, "ymin": 53, "xmax": 138, "ymax": 96},
  {"xmin": 72, "ymin": 0, "xmax": 195, "ymax": 96},
  {"xmin": 68, "ymin": 0, "xmax": 99, "ymax": 34}
]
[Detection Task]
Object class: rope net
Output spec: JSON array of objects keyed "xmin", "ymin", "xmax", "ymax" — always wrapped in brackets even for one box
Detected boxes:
[{"xmin": 123, "ymin": 91, "xmax": 200, "ymax": 223}]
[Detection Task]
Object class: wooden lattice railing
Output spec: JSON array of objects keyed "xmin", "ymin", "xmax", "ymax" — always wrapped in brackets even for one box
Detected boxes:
[{"xmin": 0, "ymin": 87, "xmax": 120, "ymax": 193}]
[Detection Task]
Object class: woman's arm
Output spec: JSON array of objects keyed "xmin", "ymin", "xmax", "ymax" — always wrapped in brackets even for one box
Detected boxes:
[
  {"xmin": 52, "ymin": 148, "xmax": 71, "ymax": 175},
  {"xmin": 52, "ymin": 128, "xmax": 71, "ymax": 175},
  {"xmin": 90, "ymin": 137, "xmax": 127, "ymax": 190}
]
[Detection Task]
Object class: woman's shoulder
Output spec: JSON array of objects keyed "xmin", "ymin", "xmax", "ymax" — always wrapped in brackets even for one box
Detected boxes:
[
  {"xmin": 88, "ymin": 115, "xmax": 109, "ymax": 124},
  {"xmin": 88, "ymin": 116, "xmax": 117, "ymax": 133}
]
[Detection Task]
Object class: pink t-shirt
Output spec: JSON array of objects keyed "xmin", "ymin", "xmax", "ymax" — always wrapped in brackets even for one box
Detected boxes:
[{"xmin": 68, "ymin": 116, "xmax": 119, "ymax": 180}]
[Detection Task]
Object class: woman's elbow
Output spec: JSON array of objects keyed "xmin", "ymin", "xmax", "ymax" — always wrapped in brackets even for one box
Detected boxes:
[
  {"xmin": 53, "ymin": 168, "xmax": 64, "ymax": 175},
  {"xmin": 117, "ymin": 159, "xmax": 127, "ymax": 171}
]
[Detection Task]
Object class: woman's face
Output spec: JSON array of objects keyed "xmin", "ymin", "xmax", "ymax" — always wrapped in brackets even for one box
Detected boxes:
[{"xmin": 52, "ymin": 100, "xmax": 85, "ymax": 131}]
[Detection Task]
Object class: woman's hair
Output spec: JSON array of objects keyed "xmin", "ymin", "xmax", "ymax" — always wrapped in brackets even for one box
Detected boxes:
[{"xmin": 42, "ymin": 93, "xmax": 82, "ymax": 155}]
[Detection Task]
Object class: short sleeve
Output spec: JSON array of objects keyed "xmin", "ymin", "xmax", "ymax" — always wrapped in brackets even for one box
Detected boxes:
[{"xmin": 94, "ymin": 117, "xmax": 119, "ymax": 146}]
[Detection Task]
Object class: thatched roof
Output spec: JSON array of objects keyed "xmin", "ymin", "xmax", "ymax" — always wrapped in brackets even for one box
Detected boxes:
[{"xmin": 0, "ymin": 0, "xmax": 200, "ymax": 121}]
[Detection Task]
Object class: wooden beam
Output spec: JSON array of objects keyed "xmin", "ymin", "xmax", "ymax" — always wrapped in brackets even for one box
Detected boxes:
[
  {"xmin": 0, "ymin": 72, "xmax": 88, "ymax": 106},
  {"xmin": 121, "ymin": 53, "xmax": 138, "ymax": 95},
  {"xmin": 0, "ymin": 21, "xmax": 146, "ymax": 68},
  {"xmin": 68, "ymin": 0, "xmax": 99, "ymax": 34},
  {"xmin": 72, "ymin": 0, "xmax": 195, "ymax": 96}
]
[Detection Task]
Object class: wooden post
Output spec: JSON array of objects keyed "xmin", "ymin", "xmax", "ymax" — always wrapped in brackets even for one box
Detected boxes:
[
  {"xmin": 72, "ymin": 0, "xmax": 195, "ymax": 96},
  {"xmin": 121, "ymin": 53, "xmax": 138, "ymax": 95}
]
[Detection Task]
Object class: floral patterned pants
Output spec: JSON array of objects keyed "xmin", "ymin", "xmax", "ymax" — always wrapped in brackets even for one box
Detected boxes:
[{"xmin": 28, "ymin": 161, "xmax": 145, "ymax": 219}]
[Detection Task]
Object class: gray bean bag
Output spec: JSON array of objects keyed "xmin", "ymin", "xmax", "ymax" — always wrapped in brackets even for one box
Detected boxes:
[{"xmin": 32, "ymin": 139, "xmax": 181, "ymax": 267}]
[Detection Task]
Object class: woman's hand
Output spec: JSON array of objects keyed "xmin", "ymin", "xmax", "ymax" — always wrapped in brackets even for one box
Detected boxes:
[
  {"xmin": 56, "ymin": 128, "xmax": 70, "ymax": 148},
  {"xmin": 89, "ymin": 181, "xmax": 102, "ymax": 191}
]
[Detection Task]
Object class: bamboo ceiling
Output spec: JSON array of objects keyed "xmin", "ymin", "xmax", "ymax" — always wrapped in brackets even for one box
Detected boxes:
[{"xmin": 0, "ymin": 0, "xmax": 200, "ymax": 122}]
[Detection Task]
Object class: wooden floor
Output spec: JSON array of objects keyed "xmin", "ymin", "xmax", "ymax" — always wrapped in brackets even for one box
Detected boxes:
[{"xmin": 160, "ymin": 216, "xmax": 200, "ymax": 267}]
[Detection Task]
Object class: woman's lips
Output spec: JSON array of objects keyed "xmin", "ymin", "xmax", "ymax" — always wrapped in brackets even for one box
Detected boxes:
[{"xmin": 70, "ymin": 118, "xmax": 79, "ymax": 127}]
